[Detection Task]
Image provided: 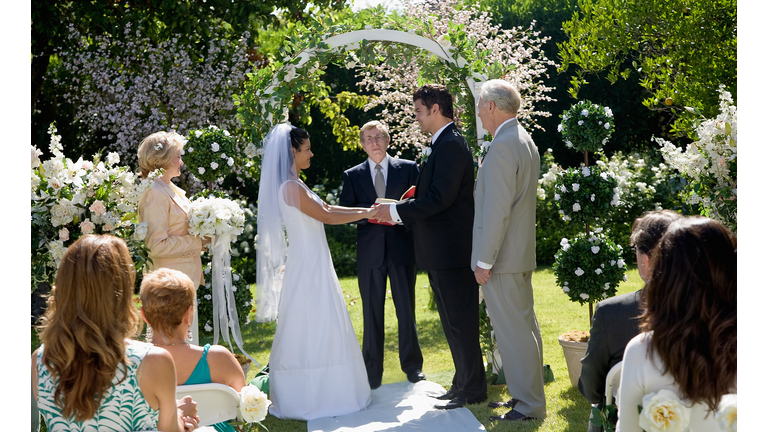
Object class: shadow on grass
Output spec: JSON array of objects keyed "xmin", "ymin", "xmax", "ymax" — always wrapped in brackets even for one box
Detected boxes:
[{"xmin": 556, "ymin": 385, "xmax": 592, "ymax": 432}]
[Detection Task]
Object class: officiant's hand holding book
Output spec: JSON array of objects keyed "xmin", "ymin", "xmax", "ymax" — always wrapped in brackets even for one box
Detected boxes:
[{"xmin": 367, "ymin": 186, "xmax": 415, "ymax": 226}]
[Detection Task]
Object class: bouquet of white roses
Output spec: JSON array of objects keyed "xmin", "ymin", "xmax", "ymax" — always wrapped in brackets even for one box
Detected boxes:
[{"xmin": 187, "ymin": 197, "xmax": 245, "ymax": 243}]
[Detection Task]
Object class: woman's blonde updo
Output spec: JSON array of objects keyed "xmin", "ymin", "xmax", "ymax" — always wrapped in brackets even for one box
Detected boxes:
[{"xmin": 137, "ymin": 131, "xmax": 186, "ymax": 178}]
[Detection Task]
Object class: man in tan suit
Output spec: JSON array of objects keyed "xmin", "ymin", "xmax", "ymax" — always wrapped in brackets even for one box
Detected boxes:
[{"xmin": 472, "ymin": 79, "xmax": 545, "ymax": 422}]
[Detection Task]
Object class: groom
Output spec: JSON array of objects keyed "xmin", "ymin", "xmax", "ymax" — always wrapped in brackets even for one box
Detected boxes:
[
  {"xmin": 339, "ymin": 120, "xmax": 425, "ymax": 390},
  {"xmin": 472, "ymin": 79, "xmax": 545, "ymax": 421},
  {"xmin": 374, "ymin": 84, "xmax": 487, "ymax": 409}
]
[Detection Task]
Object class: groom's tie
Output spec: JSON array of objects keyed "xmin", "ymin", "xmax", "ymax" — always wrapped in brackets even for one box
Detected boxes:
[{"xmin": 374, "ymin": 164, "xmax": 386, "ymax": 198}]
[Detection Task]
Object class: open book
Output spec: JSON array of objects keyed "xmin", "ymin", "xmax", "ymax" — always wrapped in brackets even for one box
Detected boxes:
[{"xmin": 367, "ymin": 186, "xmax": 416, "ymax": 226}]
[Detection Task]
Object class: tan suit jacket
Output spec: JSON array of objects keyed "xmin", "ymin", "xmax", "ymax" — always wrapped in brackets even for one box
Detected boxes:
[
  {"xmin": 471, "ymin": 118, "xmax": 539, "ymax": 273},
  {"xmin": 138, "ymin": 179, "xmax": 204, "ymax": 286}
]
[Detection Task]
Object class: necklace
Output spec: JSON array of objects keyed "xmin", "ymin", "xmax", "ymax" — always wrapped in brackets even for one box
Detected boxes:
[{"xmin": 152, "ymin": 341, "xmax": 188, "ymax": 347}]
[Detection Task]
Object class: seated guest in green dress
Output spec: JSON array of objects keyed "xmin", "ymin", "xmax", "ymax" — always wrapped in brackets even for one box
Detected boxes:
[
  {"xmin": 32, "ymin": 235, "xmax": 199, "ymax": 432},
  {"xmin": 140, "ymin": 268, "xmax": 246, "ymax": 432}
]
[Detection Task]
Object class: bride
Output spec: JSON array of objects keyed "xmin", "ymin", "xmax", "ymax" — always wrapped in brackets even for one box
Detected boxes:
[{"xmin": 255, "ymin": 124, "xmax": 376, "ymax": 420}]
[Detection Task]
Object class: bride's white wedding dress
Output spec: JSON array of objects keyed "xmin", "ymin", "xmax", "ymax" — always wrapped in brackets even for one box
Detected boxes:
[{"xmin": 268, "ymin": 180, "xmax": 371, "ymax": 420}]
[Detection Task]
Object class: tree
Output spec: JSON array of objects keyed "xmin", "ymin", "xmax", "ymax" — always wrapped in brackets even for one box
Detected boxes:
[{"xmin": 558, "ymin": 0, "xmax": 737, "ymax": 136}]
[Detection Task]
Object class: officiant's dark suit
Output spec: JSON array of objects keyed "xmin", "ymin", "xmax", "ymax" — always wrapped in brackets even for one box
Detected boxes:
[
  {"xmin": 378, "ymin": 84, "xmax": 487, "ymax": 407},
  {"xmin": 339, "ymin": 121, "xmax": 423, "ymax": 389}
]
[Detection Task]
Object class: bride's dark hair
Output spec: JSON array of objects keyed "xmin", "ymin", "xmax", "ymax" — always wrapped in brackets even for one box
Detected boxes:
[
  {"xmin": 640, "ymin": 216, "xmax": 736, "ymax": 412},
  {"xmin": 290, "ymin": 127, "xmax": 310, "ymax": 151}
]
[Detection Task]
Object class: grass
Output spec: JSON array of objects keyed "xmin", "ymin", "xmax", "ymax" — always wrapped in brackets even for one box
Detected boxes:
[{"xmin": 31, "ymin": 266, "xmax": 644, "ymax": 432}]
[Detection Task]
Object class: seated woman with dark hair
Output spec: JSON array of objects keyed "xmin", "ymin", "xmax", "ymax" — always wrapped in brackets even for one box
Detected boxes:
[
  {"xmin": 617, "ymin": 217, "xmax": 737, "ymax": 432},
  {"xmin": 32, "ymin": 235, "xmax": 199, "ymax": 432},
  {"xmin": 140, "ymin": 268, "xmax": 246, "ymax": 432}
]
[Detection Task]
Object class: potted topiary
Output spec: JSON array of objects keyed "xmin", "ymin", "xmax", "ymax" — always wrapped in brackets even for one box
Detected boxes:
[{"xmin": 553, "ymin": 101, "xmax": 627, "ymax": 386}]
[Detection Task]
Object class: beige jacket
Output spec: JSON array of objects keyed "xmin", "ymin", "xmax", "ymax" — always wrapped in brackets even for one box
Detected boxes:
[
  {"xmin": 471, "ymin": 118, "xmax": 539, "ymax": 274},
  {"xmin": 138, "ymin": 179, "xmax": 204, "ymax": 286}
]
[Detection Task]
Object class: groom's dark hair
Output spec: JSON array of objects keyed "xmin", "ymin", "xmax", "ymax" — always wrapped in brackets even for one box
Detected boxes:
[{"xmin": 413, "ymin": 84, "xmax": 454, "ymax": 120}]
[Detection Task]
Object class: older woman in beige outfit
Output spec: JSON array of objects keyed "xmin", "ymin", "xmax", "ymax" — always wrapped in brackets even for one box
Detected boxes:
[{"xmin": 137, "ymin": 131, "xmax": 209, "ymax": 344}]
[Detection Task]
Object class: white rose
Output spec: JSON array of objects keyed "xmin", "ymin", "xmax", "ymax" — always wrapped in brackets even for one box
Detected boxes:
[
  {"xmin": 132, "ymin": 221, "xmax": 148, "ymax": 241},
  {"xmin": 221, "ymin": 153, "xmax": 228, "ymax": 159},
  {"xmin": 595, "ymin": 268, "xmax": 602, "ymax": 274},
  {"xmin": 80, "ymin": 218, "xmax": 96, "ymax": 235},
  {"xmin": 239, "ymin": 386, "xmax": 272, "ymax": 423},
  {"xmin": 581, "ymin": 109, "xmax": 589, "ymax": 117},
  {"xmin": 581, "ymin": 167, "xmax": 590, "ymax": 176},
  {"xmin": 422, "ymin": 147, "xmax": 432, "ymax": 157},
  {"xmin": 210, "ymin": 161, "xmax": 218, "ymax": 170},
  {"xmin": 715, "ymin": 394, "xmax": 737, "ymax": 432},
  {"xmin": 590, "ymin": 246, "xmax": 600, "ymax": 254},
  {"xmin": 106, "ymin": 152, "xmax": 120, "ymax": 165},
  {"xmin": 578, "ymin": 120, "xmax": 584, "ymax": 126},
  {"xmin": 639, "ymin": 389, "xmax": 691, "ymax": 432},
  {"xmin": 554, "ymin": 193, "xmax": 560, "ymax": 201},
  {"xmin": 233, "ymin": 273, "xmax": 240, "ymax": 282},
  {"xmin": 50, "ymin": 201, "xmax": 77, "ymax": 227},
  {"xmin": 198, "ymin": 167, "xmax": 205, "ymax": 174},
  {"xmin": 617, "ymin": 259, "xmax": 625, "ymax": 268},
  {"xmin": 562, "ymin": 286, "xmax": 570, "ymax": 293},
  {"xmin": 572, "ymin": 183, "xmax": 580, "ymax": 191},
  {"xmin": 227, "ymin": 157, "xmax": 234, "ymax": 167},
  {"xmin": 575, "ymin": 268, "xmax": 584, "ymax": 276},
  {"xmin": 573, "ymin": 203, "xmax": 581, "ymax": 212},
  {"xmin": 195, "ymin": 130, "xmax": 203, "ymax": 138},
  {"xmin": 604, "ymin": 283, "xmax": 611, "ymax": 290},
  {"xmin": 211, "ymin": 142, "xmax": 220, "ymax": 152},
  {"xmin": 604, "ymin": 122, "xmax": 611, "ymax": 129},
  {"xmin": 557, "ymin": 124, "xmax": 563, "ymax": 132},
  {"xmin": 580, "ymin": 293, "xmax": 589, "ymax": 300},
  {"xmin": 245, "ymin": 143, "xmax": 258, "ymax": 158}
]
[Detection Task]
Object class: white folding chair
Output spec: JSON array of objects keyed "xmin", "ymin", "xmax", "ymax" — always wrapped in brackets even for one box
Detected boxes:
[
  {"xmin": 176, "ymin": 383, "xmax": 241, "ymax": 426},
  {"xmin": 605, "ymin": 360, "xmax": 623, "ymax": 406}
]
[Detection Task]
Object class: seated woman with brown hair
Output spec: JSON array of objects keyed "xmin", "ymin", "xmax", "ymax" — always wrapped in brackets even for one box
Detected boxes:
[
  {"xmin": 32, "ymin": 235, "xmax": 199, "ymax": 432},
  {"xmin": 617, "ymin": 216, "xmax": 737, "ymax": 432},
  {"xmin": 140, "ymin": 268, "xmax": 246, "ymax": 432}
]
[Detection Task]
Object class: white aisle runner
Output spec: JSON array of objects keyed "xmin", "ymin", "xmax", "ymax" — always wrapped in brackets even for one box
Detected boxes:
[{"xmin": 307, "ymin": 380, "xmax": 486, "ymax": 432}]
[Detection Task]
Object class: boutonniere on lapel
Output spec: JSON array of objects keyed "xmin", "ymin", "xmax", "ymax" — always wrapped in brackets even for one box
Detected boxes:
[
  {"xmin": 420, "ymin": 145, "xmax": 432, "ymax": 166},
  {"xmin": 475, "ymin": 140, "xmax": 491, "ymax": 167}
]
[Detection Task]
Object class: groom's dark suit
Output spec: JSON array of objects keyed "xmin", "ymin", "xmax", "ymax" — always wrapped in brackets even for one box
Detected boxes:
[
  {"xmin": 395, "ymin": 123, "xmax": 487, "ymax": 401},
  {"xmin": 340, "ymin": 156, "xmax": 423, "ymax": 388}
]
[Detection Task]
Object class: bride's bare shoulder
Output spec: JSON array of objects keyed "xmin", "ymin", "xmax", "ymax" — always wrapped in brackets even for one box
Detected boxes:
[{"xmin": 281, "ymin": 180, "xmax": 309, "ymax": 203}]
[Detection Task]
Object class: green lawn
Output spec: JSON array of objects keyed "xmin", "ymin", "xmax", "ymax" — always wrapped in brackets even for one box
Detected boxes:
[{"xmin": 32, "ymin": 266, "xmax": 644, "ymax": 431}]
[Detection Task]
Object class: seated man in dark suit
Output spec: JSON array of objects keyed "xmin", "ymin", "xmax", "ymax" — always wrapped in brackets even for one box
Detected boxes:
[{"xmin": 578, "ymin": 209, "xmax": 683, "ymax": 432}]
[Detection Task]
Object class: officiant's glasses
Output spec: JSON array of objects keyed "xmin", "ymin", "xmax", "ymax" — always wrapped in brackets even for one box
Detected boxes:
[{"xmin": 364, "ymin": 135, "xmax": 387, "ymax": 144}]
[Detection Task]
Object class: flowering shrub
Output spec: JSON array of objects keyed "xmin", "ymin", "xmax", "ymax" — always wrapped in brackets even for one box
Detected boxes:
[
  {"xmin": 553, "ymin": 231, "xmax": 627, "ymax": 305},
  {"xmin": 31, "ymin": 124, "xmax": 152, "ymax": 290},
  {"xmin": 184, "ymin": 126, "xmax": 239, "ymax": 184},
  {"xmin": 552, "ymin": 165, "xmax": 620, "ymax": 225},
  {"xmin": 197, "ymin": 263, "xmax": 253, "ymax": 338},
  {"xmin": 311, "ymin": 184, "xmax": 342, "ymax": 206},
  {"xmin": 228, "ymin": 199, "xmax": 258, "ymax": 284},
  {"xmin": 558, "ymin": 100, "xmax": 615, "ymax": 152},
  {"xmin": 657, "ymin": 86, "xmax": 737, "ymax": 232},
  {"xmin": 54, "ymin": 24, "xmax": 250, "ymax": 168}
]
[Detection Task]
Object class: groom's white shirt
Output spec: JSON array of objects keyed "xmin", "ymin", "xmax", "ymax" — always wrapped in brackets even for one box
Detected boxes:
[
  {"xmin": 389, "ymin": 122, "xmax": 454, "ymax": 223},
  {"xmin": 476, "ymin": 117, "xmax": 517, "ymax": 270}
]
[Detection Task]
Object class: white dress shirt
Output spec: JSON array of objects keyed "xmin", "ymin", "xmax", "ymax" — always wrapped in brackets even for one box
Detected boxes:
[
  {"xmin": 367, "ymin": 153, "xmax": 390, "ymax": 186},
  {"xmin": 389, "ymin": 122, "xmax": 454, "ymax": 223}
]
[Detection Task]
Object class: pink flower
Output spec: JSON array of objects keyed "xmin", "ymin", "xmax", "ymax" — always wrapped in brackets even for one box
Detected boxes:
[
  {"xmin": 89, "ymin": 200, "xmax": 107, "ymax": 216},
  {"xmin": 59, "ymin": 228, "xmax": 70, "ymax": 241},
  {"xmin": 80, "ymin": 218, "xmax": 96, "ymax": 235}
]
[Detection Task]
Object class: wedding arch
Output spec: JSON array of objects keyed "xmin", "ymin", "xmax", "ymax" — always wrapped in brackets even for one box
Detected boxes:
[{"xmin": 261, "ymin": 28, "xmax": 489, "ymax": 143}]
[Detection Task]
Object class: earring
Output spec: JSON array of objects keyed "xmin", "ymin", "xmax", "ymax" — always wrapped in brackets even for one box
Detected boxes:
[
  {"xmin": 145, "ymin": 325, "xmax": 153, "ymax": 343},
  {"xmin": 186, "ymin": 324, "xmax": 194, "ymax": 342}
]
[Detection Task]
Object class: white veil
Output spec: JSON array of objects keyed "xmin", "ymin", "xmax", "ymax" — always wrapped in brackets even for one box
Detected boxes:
[{"xmin": 255, "ymin": 123, "xmax": 297, "ymax": 322}]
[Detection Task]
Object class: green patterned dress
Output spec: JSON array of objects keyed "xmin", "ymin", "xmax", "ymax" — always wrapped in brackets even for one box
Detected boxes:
[{"xmin": 36, "ymin": 339, "xmax": 160, "ymax": 431}]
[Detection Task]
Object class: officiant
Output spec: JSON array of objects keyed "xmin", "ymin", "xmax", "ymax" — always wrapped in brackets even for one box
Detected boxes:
[{"xmin": 339, "ymin": 120, "xmax": 425, "ymax": 389}]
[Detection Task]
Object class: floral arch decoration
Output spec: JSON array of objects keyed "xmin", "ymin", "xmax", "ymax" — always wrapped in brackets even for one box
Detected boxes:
[{"xmin": 236, "ymin": 1, "xmax": 555, "ymax": 159}]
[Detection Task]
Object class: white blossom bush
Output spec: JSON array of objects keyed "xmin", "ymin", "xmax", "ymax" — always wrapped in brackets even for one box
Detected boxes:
[
  {"xmin": 553, "ymin": 231, "xmax": 626, "ymax": 305},
  {"xmin": 657, "ymin": 86, "xmax": 737, "ymax": 232},
  {"xmin": 553, "ymin": 165, "xmax": 620, "ymax": 225},
  {"xmin": 53, "ymin": 23, "xmax": 250, "ymax": 168},
  {"xmin": 183, "ymin": 126, "xmax": 239, "ymax": 184},
  {"xmin": 357, "ymin": 0, "xmax": 557, "ymax": 155},
  {"xmin": 558, "ymin": 100, "xmax": 615, "ymax": 152},
  {"xmin": 31, "ymin": 124, "xmax": 153, "ymax": 290}
]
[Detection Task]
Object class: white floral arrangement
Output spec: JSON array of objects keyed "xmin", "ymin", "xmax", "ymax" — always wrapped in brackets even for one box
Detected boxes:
[
  {"xmin": 31, "ymin": 124, "xmax": 154, "ymax": 290},
  {"xmin": 559, "ymin": 100, "xmax": 615, "ymax": 153},
  {"xmin": 553, "ymin": 230, "xmax": 627, "ymax": 305},
  {"xmin": 183, "ymin": 126, "xmax": 239, "ymax": 183},
  {"xmin": 715, "ymin": 394, "xmax": 736, "ymax": 432},
  {"xmin": 553, "ymin": 165, "xmax": 621, "ymax": 225},
  {"xmin": 638, "ymin": 389, "xmax": 691, "ymax": 432},
  {"xmin": 237, "ymin": 385, "xmax": 271, "ymax": 431},
  {"xmin": 656, "ymin": 86, "xmax": 737, "ymax": 232},
  {"xmin": 187, "ymin": 196, "xmax": 245, "ymax": 241}
]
